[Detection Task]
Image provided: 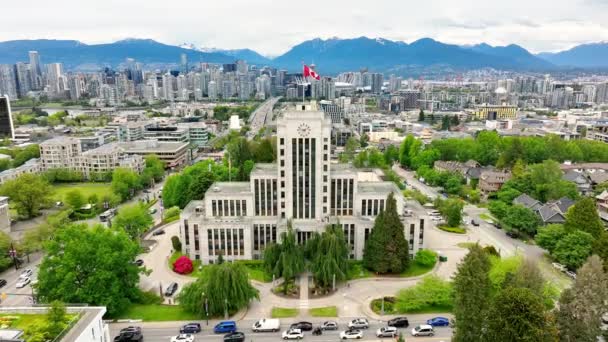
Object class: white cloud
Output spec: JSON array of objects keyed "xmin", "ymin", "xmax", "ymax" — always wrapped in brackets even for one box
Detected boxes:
[{"xmin": 1, "ymin": 0, "xmax": 607, "ymax": 55}]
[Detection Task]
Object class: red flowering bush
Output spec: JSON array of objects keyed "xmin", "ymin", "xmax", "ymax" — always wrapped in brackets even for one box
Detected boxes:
[{"xmin": 173, "ymin": 255, "xmax": 193, "ymax": 274}]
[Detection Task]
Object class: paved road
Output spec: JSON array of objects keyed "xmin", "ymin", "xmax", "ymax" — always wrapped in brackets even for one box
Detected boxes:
[
  {"xmin": 0, "ymin": 255, "xmax": 41, "ymax": 307},
  {"xmin": 392, "ymin": 165, "xmax": 571, "ymax": 288},
  {"xmin": 110, "ymin": 319, "xmax": 452, "ymax": 342},
  {"xmin": 248, "ymin": 97, "xmax": 280, "ymax": 137}
]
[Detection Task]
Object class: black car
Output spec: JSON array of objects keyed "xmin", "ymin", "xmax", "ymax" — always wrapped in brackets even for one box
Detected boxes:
[
  {"xmin": 224, "ymin": 331, "xmax": 245, "ymax": 342},
  {"xmin": 471, "ymin": 220, "xmax": 480, "ymax": 226},
  {"xmin": 493, "ymin": 222, "xmax": 502, "ymax": 229},
  {"xmin": 120, "ymin": 327, "xmax": 141, "ymax": 334},
  {"xmin": 165, "ymin": 282, "xmax": 178, "ymax": 296},
  {"xmin": 0, "ymin": 279, "xmax": 7, "ymax": 288},
  {"xmin": 152, "ymin": 229, "xmax": 166, "ymax": 236},
  {"xmin": 387, "ymin": 317, "xmax": 409, "ymax": 328},
  {"xmin": 134, "ymin": 259, "xmax": 144, "ymax": 267},
  {"xmin": 290, "ymin": 322, "xmax": 313, "ymax": 331},
  {"xmin": 180, "ymin": 323, "xmax": 202, "ymax": 334},
  {"xmin": 114, "ymin": 331, "xmax": 143, "ymax": 342},
  {"xmin": 506, "ymin": 230, "xmax": 519, "ymax": 239}
]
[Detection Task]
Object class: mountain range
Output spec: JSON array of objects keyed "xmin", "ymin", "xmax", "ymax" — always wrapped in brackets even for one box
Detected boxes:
[{"xmin": 1, "ymin": 37, "xmax": 607, "ymax": 74}]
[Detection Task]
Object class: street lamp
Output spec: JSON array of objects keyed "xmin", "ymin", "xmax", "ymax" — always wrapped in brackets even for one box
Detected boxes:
[
  {"xmin": 224, "ymin": 298, "xmax": 228, "ymax": 319},
  {"xmin": 202, "ymin": 292, "xmax": 209, "ymax": 325}
]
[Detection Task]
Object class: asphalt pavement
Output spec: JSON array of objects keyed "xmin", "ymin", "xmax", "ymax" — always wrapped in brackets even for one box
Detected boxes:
[
  {"xmin": 110, "ymin": 318, "xmax": 453, "ymax": 342},
  {"xmin": 0, "ymin": 255, "xmax": 40, "ymax": 307},
  {"xmin": 248, "ymin": 97, "xmax": 280, "ymax": 136}
]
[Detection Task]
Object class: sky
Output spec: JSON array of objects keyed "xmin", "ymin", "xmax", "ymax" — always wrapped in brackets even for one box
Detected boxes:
[{"xmin": 3, "ymin": 0, "xmax": 608, "ymax": 56}]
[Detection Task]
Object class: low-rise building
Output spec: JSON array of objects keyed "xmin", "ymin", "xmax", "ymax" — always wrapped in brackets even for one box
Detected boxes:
[
  {"xmin": 0, "ymin": 197, "xmax": 9, "ymax": 232},
  {"xmin": 0, "ymin": 306, "xmax": 109, "ymax": 342},
  {"xmin": 0, "ymin": 158, "xmax": 41, "ymax": 184},
  {"xmin": 118, "ymin": 140, "xmax": 190, "ymax": 169}
]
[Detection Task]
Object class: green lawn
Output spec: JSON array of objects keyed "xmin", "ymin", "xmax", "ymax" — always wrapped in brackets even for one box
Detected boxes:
[
  {"xmin": 52, "ymin": 182, "xmax": 112, "ymax": 202},
  {"xmin": 438, "ymin": 226, "xmax": 467, "ymax": 234},
  {"xmin": 271, "ymin": 307, "xmax": 299, "ymax": 318},
  {"xmin": 400, "ymin": 261, "xmax": 436, "ymax": 277},
  {"xmin": 117, "ymin": 304, "xmax": 198, "ymax": 321},
  {"xmin": 0, "ymin": 313, "xmax": 78, "ymax": 339},
  {"xmin": 479, "ymin": 213, "xmax": 495, "ymax": 222},
  {"xmin": 309, "ymin": 306, "xmax": 338, "ymax": 317},
  {"xmin": 169, "ymin": 251, "xmax": 204, "ymax": 278}
]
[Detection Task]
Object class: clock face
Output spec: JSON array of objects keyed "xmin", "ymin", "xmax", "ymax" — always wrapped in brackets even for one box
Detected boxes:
[{"xmin": 297, "ymin": 123, "xmax": 311, "ymax": 137}]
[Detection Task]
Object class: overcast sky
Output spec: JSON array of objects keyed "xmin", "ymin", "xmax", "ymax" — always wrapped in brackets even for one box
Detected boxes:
[{"xmin": 3, "ymin": 0, "xmax": 608, "ymax": 56}]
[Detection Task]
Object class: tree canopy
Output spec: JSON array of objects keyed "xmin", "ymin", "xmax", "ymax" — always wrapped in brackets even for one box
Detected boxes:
[
  {"xmin": 363, "ymin": 193, "xmax": 410, "ymax": 273},
  {"xmin": 112, "ymin": 203, "xmax": 153, "ymax": 240},
  {"xmin": 0, "ymin": 173, "xmax": 53, "ymax": 218},
  {"xmin": 306, "ymin": 224, "xmax": 350, "ymax": 289},
  {"xmin": 36, "ymin": 224, "xmax": 141, "ymax": 316},
  {"xmin": 263, "ymin": 224, "xmax": 304, "ymax": 292}
]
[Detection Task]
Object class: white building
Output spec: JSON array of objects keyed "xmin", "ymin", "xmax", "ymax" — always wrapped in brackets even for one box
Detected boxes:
[{"xmin": 180, "ymin": 106, "xmax": 427, "ymax": 264}]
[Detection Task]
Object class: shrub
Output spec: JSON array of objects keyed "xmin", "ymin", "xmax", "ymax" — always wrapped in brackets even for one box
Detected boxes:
[
  {"xmin": 173, "ymin": 255, "xmax": 194, "ymax": 274},
  {"xmin": 171, "ymin": 236, "xmax": 182, "ymax": 252},
  {"xmin": 483, "ymin": 246, "xmax": 500, "ymax": 257},
  {"xmin": 394, "ymin": 275, "xmax": 453, "ymax": 313},
  {"xmin": 163, "ymin": 206, "xmax": 181, "ymax": 221},
  {"xmin": 134, "ymin": 289, "xmax": 162, "ymax": 305},
  {"xmin": 414, "ymin": 249, "xmax": 437, "ymax": 267}
]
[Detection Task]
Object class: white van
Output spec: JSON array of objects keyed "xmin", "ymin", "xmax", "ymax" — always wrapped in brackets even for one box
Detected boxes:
[{"xmin": 252, "ymin": 318, "xmax": 280, "ymax": 332}]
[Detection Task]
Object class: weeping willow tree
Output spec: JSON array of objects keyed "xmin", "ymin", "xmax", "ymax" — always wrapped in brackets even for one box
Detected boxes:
[
  {"xmin": 177, "ymin": 262, "xmax": 259, "ymax": 317},
  {"xmin": 263, "ymin": 221, "xmax": 305, "ymax": 294},
  {"xmin": 307, "ymin": 224, "xmax": 350, "ymax": 290}
]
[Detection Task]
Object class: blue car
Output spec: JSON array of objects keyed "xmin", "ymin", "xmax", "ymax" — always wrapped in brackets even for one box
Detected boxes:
[
  {"xmin": 426, "ymin": 317, "xmax": 450, "ymax": 327},
  {"xmin": 214, "ymin": 321, "xmax": 237, "ymax": 334}
]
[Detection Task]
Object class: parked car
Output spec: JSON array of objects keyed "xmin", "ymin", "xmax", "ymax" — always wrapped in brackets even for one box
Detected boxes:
[
  {"xmin": 55, "ymin": 201, "xmax": 63, "ymax": 207},
  {"xmin": 152, "ymin": 229, "xmax": 165, "ymax": 236},
  {"xmin": 471, "ymin": 219, "xmax": 479, "ymax": 226},
  {"xmin": 171, "ymin": 334, "xmax": 194, "ymax": 342},
  {"xmin": 165, "ymin": 282, "xmax": 178, "ymax": 296},
  {"xmin": 290, "ymin": 322, "xmax": 313, "ymax": 331},
  {"xmin": 320, "ymin": 321, "xmax": 338, "ymax": 330},
  {"xmin": 411, "ymin": 325, "xmax": 434, "ymax": 337},
  {"xmin": 149, "ymin": 208, "xmax": 157, "ymax": 214},
  {"xmin": 376, "ymin": 326, "xmax": 398, "ymax": 338},
  {"xmin": 0, "ymin": 279, "xmax": 7, "ymax": 288},
  {"xmin": 505, "ymin": 230, "xmax": 519, "ymax": 239},
  {"xmin": 282, "ymin": 328, "xmax": 303, "ymax": 340},
  {"xmin": 223, "ymin": 332, "xmax": 245, "ymax": 342},
  {"xmin": 426, "ymin": 317, "xmax": 449, "ymax": 327},
  {"xmin": 565, "ymin": 270, "xmax": 577, "ymax": 279},
  {"xmin": 493, "ymin": 222, "xmax": 502, "ymax": 229},
  {"xmin": 387, "ymin": 317, "xmax": 409, "ymax": 328},
  {"xmin": 113, "ymin": 331, "xmax": 143, "ymax": 342},
  {"xmin": 19, "ymin": 269, "xmax": 33, "ymax": 279},
  {"xmin": 16, "ymin": 277, "xmax": 30, "ymax": 288},
  {"xmin": 340, "ymin": 329, "xmax": 363, "ymax": 339},
  {"xmin": 134, "ymin": 259, "xmax": 144, "ymax": 267},
  {"xmin": 552, "ymin": 262, "xmax": 567, "ymax": 272},
  {"xmin": 348, "ymin": 318, "xmax": 369, "ymax": 329},
  {"xmin": 180, "ymin": 323, "xmax": 201, "ymax": 334},
  {"xmin": 214, "ymin": 321, "xmax": 237, "ymax": 334}
]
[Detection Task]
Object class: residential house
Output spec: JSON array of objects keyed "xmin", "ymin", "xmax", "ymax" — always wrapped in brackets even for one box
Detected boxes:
[
  {"xmin": 562, "ymin": 170, "xmax": 592, "ymax": 196},
  {"xmin": 596, "ymin": 190, "xmax": 608, "ymax": 222},
  {"xmin": 513, "ymin": 193, "xmax": 542, "ymax": 211},
  {"xmin": 479, "ymin": 170, "xmax": 512, "ymax": 195},
  {"xmin": 513, "ymin": 193, "xmax": 575, "ymax": 224}
]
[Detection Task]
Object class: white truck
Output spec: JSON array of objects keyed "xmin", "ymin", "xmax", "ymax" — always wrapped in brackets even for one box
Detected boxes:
[{"xmin": 252, "ymin": 318, "xmax": 280, "ymax": 332}]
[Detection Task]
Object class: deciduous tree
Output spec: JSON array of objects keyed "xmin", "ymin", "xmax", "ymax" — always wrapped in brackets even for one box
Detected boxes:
[
  {"xmin": 112, "ymin": 203, "xmax": 153, "ymax": 240},
  {"xmin": 36, "ymin": 224, "xmax": 141, "ymax": 316},
  {"xmin": 0, "ymin": 173, "xmax": 53, "ymax": 219}
]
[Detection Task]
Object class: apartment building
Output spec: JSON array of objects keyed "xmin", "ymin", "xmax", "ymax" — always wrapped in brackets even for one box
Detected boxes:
[{"xmin": 118, "ymin": 140, "xmax": 190, "ymax": 168}]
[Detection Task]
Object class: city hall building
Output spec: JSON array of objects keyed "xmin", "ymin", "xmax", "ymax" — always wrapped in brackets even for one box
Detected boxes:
[{"xmin": 180, "ymin": 105, "xmax": 427, "ymax": 264}]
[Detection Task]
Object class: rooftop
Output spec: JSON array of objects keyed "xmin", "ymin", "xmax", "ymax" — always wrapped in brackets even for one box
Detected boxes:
[
  {"xmin": 117, "ymin": 140, "xmax": 189, "ymax": 153},
  {"xmin": 357, "ymin": 181, "xmax": 399, "ymax": 194},
  {"xmin": 206, "ymin": 182, "xmax": 251, "ymax": 196}
]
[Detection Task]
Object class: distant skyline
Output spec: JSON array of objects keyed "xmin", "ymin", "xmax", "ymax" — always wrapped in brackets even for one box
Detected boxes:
[{"xmin": 4, "ymin": 0, "xmax": 608, "ymax": 56}]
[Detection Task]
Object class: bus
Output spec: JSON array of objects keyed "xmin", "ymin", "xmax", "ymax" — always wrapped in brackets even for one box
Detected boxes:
[{"xmin": 99, "ymin": 208, "xmax": 117, "ymax": 222}]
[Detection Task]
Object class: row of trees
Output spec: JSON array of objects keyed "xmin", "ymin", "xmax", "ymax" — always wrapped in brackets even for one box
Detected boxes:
[
  {"xmin": 163, "ymin": 137, "xmax": 275, "ymax": 209},
  {"xmin": 262, "ymin": 193, "xmax": 413, "ymax": 293},
  {"xmin": 0, "ymin": 144, "xmax": 40, "ymax": 171},
  {"xmin": 454, "ymin": 246, "xmax": 608, "ymax": 341}
]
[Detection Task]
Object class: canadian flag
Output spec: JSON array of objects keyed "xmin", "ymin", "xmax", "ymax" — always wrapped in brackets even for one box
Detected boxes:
[{"xmin": 303, "ymin": 65, "xmax": 320, "ymax": 80}]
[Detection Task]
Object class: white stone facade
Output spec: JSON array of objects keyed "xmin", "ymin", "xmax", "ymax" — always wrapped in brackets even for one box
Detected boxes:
[{"xmin": 181, "ymin": 107, "xmax": 427, "ymax": 264}]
